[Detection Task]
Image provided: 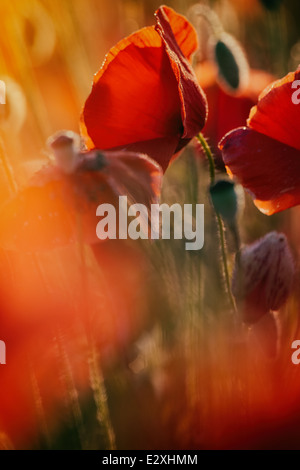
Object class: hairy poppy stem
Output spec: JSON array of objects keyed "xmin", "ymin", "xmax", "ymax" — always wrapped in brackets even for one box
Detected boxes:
[
  {"xmin": 196, "ymin": 133, "xmax": 215, "ymax": 183},
  {"xmin": 196, "ymin": 133, "xmax": 237, "ymax": 314},
  {"xmin": 216, "ymin": 213, "xmax": 237, "ymax": 314}
]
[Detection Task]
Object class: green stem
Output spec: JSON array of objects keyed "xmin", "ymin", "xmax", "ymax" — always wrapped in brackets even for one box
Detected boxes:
[
  {"xmin": 196, "ymin": 133, "xmax": 215, "ymax": 184},
  {"xmin": 196, "ymin": 133, "xmax": 237, "ymax": 314},
  {"xmin": 216, "ymin": 213, "xmax": 237, "ymax": 314}
]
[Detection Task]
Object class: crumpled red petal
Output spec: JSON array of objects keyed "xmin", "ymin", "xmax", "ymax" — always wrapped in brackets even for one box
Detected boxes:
[
  {"xmin": 81, "ymin": 6, "xmax": 207, "ymax": 171},
  {"xmin": 248, "ymin": 69, "xmax": 300, "ymax": 151},
  {"xmin": 155, "ymin": 6, "xmax": 207, "ymax": 141},
  {"xmin": 0, "ymin": 151, "xmax": 162, "ymax": 251},
  {"xmin": 110, "ymin": 135, "xmax": 180, "ymax": 172},
  {"xmin": 219, "ymin": 127, "xmax": 300, "ymax": 215}
]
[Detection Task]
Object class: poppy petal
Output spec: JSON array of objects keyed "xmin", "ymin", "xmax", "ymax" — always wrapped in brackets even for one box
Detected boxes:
[
  {"xmin": 81, "ymin": 6, "xmax": 207, "ymax": 170},
  {"xmin": 102, "ymin": 136, "xmax": 179, "ymax": 172},
  {"xmin": 196, "ymin": 62, "xmax": 274, "ymax": 156},
  {"xmin": 81, "ymin": 24, "xmax": 182, "ymax": 154},
  {"xmin": 157, "ymin": 5, "xmax": 198, "ymax": 61},
  {"xmin": 248, "ymin": 69, "xmax": 300, "ymax": 151},
  {"xmin": 155, "ymin": 6, "xmax": 207, "ymax": 140},
  {"xmin": 219, "ymin": 127, "xmax": 300, "ymax": 215}
]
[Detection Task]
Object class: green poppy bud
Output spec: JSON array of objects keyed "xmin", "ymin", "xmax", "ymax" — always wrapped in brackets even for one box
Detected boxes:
[{"xmin": 209, "ymin": 180, "xmax": 238, "ymax": 223}]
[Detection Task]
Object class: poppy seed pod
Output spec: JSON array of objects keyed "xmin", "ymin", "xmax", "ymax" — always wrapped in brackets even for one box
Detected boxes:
[
  {"xmin": 209, "ymin": 180, "xmax": 238, "ymax": 223},
  {"xmin": 232, "ymin": 232, "xmax": 295, "ymax": 324}
]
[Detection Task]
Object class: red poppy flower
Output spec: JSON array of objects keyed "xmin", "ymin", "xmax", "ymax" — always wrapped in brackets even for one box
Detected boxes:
[
  {"xmin": 219, "ymin": 68, "xmax": 300, "ymax": 215},
  {"xmin": 0, "ymin": 147, "xmax": 162, "ymax": 251},
  {"xmin": 80, "ymin": 6, "xmax": 207, "ymax": 172}
]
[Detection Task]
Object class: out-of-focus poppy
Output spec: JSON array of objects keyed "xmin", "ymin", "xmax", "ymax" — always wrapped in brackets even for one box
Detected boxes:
[
  {"xmin": 0, "ymin": 137, "xmax": 162, "ymax": 251},
  {"xmin": 196, "ymin": 61, "xmax": 273, "ymax": 165},
  {"xmin": 80, "ymin": 6, "xmax": 207, "ymax": 172},
  {"xmin": 0, "ymin": 133, "xmax": 162, "ymax": 447},
  {"xmin": 219, "ymin": 68, "xmax": 300, "ymax": 215}
]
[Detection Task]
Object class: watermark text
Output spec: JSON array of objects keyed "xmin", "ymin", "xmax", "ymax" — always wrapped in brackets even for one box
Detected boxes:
[{"xmin": 96, "ymin": 196, "xmax": 205, "ymax": 251}]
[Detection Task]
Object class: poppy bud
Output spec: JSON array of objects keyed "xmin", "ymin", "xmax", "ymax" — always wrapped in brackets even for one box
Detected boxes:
[
  {"xmin": 232, "ymin": 232, "xmax": 295, "ymax": 324},
  {"xmin": 209, "ymin": 180, "xmax": 238, "ymax": 224},
  {"xmin": 210, "ymin": 32, "xmax": 249, "ymax": 93},
  {"xmin": 259, "ymin": 0, "xmax": 282, "ymax": 11},
  {"xmin": 47, "ymin": 130, "xmax": 82, "ymax": 174}
]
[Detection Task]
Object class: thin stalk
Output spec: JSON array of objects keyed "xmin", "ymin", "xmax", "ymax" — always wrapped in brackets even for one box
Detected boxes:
[
  {"xmin": 196, "ymin": 133, "xmax": 237, "ymax": 314},
  {"xmin": 55, "ymin": 328, "xmax": 87, "ymax": 449},
  {"xmin": 88, "ymin": 342, "xmax": 116, "ymax": 450},
  {"xmin": 29, "ymin": 361, "xmax": 51, "ymax": 449},
  {"xmin": 196, "ymin": 134, "xmax": 215, "ymax": 184},
  {"xmin": 216, "ymin": 213, "xmax": 237, "ymax": 314}
]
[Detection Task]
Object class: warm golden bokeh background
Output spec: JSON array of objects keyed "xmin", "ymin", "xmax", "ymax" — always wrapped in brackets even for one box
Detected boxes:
[{"xmin": 0, "ymin": 0, "xmax": 300, "ymax": 450}]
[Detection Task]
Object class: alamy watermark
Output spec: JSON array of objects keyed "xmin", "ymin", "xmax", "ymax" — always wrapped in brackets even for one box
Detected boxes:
[
  {"xmin": 96, "ymin": 196, "xmax": 205, "ymax": 251},
  {"xmin": 292, "ymin": 80, "xmax": 300, "ymax": 105}
]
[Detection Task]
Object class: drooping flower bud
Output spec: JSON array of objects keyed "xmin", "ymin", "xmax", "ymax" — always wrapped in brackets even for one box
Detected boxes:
[
  {"xmin": 209, "ymin": 180, "xmax": 238, "ymax": 224},
  {"xmin": 232, "ymin": 232, "xmax": 295, "ymax": 324},
  {"xmin": 210, "ymin": 32, "xmax": 250, "ymax": 93},
  {"xmin": 47, "ymin": 130, "xmax": 82, "ymax": 174}
]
